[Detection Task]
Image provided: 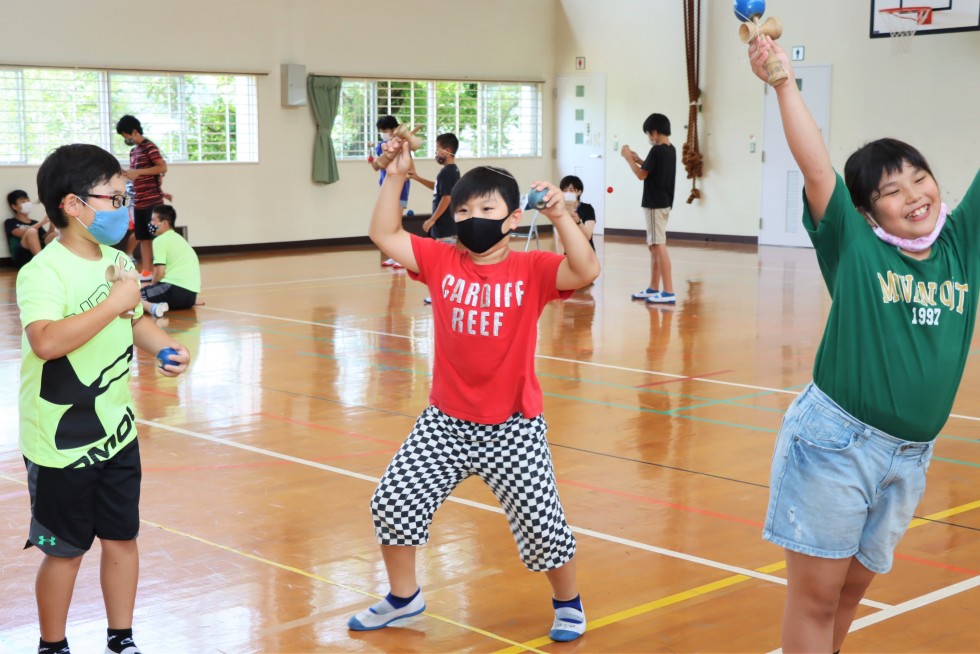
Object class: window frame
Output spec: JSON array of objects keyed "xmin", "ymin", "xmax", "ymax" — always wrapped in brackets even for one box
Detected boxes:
[
  {"xmin": 333, "ymin": 77, "xmax": 543, "ymax": 161},
  {"xmin": 0, "ymin": 65, "xmax": 260, "ymax": 166}
]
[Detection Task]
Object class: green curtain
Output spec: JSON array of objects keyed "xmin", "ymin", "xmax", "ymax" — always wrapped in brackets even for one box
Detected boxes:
[{"xmin": 307, "ymin": 75, "xmax": 341, "ymax": 184}]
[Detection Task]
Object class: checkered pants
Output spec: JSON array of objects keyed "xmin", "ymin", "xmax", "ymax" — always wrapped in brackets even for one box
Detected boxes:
[{"xmin": 370, "ymin": 406, "xmax": 577, "ymax": 571}]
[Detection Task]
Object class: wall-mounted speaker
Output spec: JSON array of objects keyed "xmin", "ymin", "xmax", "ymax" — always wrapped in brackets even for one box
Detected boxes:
[{"xmin": 281, "ymin": 63, "xmax": 307, "ymax": 107}]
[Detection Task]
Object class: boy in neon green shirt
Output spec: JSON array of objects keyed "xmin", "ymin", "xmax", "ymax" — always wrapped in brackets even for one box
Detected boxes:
[
  {"xmin": 19, "ymin": 143, "xmax": 190, "ymax": 654},
  {"xmin": 139, "ymin": 204, "xmax": 201, "ymax": 318}
]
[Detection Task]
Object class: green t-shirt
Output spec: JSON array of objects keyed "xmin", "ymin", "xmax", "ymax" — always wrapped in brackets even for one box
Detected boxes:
[
  {"xmin": 806, "ymin": 169, "xmax": 980, "ymax": 442},
  {"xmin": 18, "ymin": 241, "xmax": 144, "ymax": 468},
  {"xmin": 153, "ymin": 229, "xmax": 200, "ymax": 293}
]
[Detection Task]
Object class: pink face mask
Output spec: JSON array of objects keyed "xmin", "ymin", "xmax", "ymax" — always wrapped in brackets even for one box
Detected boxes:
[{"xmin": 869, "ymin": 203, "xmax": 948, "ymax": 253}]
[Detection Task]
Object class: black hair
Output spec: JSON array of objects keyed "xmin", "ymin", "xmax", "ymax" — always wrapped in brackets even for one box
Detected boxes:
[
  {"xmin": 844, "ymin": 138, "xmax": 935, "ymax": 214},
  {"xmin": 36, "ymin": 144, "xmax": 123, "ymax": 228},
  {"xmin": 559, "ymin": 175, "xmax": 583, "ymax": 192},
  {"xmin": 642, "ymin": 113, "xmax": 671, "ymax": 136},
  {"xmin": 450, "ymin": 166, "xmax": 520, "ymax": 215},
  {"xmin": 116, "ymin": 115, "xmax": 143, "ymax": 136},
  {"xmin": 7, "ymin": 189, "xmax": 29, "ymax": 210},
  {"xmin": 436, "ymin": 133, "xmax": 459, "ymax": 154},
  {"xmin": 152, "ymin": 203, "xmax": 177, "ymax": 227},
  {"xmin": 376, "ymin": 115, "xmax": 398, "ymax": 131}
]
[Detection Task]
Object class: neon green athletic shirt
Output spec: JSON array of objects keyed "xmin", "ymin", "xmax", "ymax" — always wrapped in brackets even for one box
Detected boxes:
[
  {"xmin": 18, "ymin": 241, "xmax": 144, "ymax": 468},
  {"xmin": 806, "ymin": 170, "xmax": 980, "ymax": 442},
  {"xmin": 152, "ymin": 229, "xmax": 200, "ymax": 293}
]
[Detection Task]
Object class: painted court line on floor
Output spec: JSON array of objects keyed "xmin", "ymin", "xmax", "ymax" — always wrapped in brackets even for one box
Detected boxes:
[
  {"xmin": 134, "ymin": 418, "xmax": 888, "ymax": 607},
  {"xmin": 764, "ymin": 574, "xmax": 980, "ymax": 654},
  {"xmin": 201, "ymin": 306, "xmax": 980, "ymax": 422},
  {"xmin": 0, "ymin": 474, "xmax": 545, "ymax": 654}
]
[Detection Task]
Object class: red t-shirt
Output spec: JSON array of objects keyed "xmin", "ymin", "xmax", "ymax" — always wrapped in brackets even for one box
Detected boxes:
[
  {"xmin": 129, "ymin": 139, "xmax": 165, "ymax": 209},
  {"xmin": 409, "ymin": 235, "xmax": 572, "ymax": 424}
]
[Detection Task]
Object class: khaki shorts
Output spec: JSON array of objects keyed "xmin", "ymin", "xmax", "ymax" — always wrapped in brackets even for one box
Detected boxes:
[{"xmin": 643, "ymin": 207, "xmax": 671, "ymax": 245}]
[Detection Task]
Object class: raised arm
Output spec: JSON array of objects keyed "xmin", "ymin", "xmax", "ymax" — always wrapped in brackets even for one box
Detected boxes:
[
  {"xmin": 369, "ymin": 138, "xmax": 419, "ymax": 272},
  {"xmin": 750, "ymin": 36, "xmax": 834, "ymax": 223},
  {"xmin": 621, "ymin": 145, "xmax": 649, "ymax": 181},
  {"xmin": 532, "ymin": 182, "xmax": 600, "ymax": 290}
]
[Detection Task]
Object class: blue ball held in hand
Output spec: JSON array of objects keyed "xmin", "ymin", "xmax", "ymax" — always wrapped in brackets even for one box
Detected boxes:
[
  {"xmin": 157, "ymin": 347, "xmax": 179, "ymax": 368},
  {"xmin": 733, "ymin": 0, "xmax": 765, "ymax": 21},
  {"xmin": 526, "ymin": 187, "xmax": 548, "ymax": 210}
]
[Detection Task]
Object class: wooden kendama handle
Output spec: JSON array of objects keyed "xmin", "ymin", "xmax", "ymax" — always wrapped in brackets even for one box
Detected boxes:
[
  {"xmin": 374, "ymin": 125, "xmax": 423, "ymax": 170},
  {"xmin": 106, "ymin": 264, "xmax": 140, "ymax": 283},
  {"xmin": 740, "ymin": 16, "xmax": 788, "ymax": 87}
]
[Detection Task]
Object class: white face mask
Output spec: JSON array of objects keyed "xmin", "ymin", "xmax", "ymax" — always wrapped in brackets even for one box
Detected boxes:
[
  {"xmin": 379, "ymin": 132, "xmax": 392, "ymax": 142},
  {"xmin": 18, "ymin": 201, "xmax": 33, "ymax": 214},
  {"xmin": 868, "ymin": 202, "xmax": 948, "ymax": 253}
]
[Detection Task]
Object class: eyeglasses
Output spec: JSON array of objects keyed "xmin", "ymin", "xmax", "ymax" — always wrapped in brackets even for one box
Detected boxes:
[{"xmin": 77, "ymin": 193, "xmax": 130, "ymax": 209}]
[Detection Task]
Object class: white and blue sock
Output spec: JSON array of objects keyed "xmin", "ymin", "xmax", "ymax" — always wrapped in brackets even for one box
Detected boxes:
[
  {"xmin": 550, "ymin": 595, "xmax": 586, "ymax": 642},
  {"xmin": 386, "ymin": 587, "xmax": 421, "ymax": 609}
]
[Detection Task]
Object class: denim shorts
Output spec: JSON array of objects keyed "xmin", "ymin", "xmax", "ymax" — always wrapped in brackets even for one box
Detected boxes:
[{"xmin": 763, "ymin": 383, "xmax": 933, "ymax": 573}]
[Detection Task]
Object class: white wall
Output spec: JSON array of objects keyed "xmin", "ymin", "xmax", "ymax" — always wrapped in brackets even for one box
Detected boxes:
[
  {"xmin": 555, "ymin": 0, "xmax": 980, "ymax": 238},
  {"xmin": 1, "ymin": 0, "xmax": 558, "ymax": 254},
  {"xmin": 4, "ymin": 0, "xmax": 978, "ymax": 256}
]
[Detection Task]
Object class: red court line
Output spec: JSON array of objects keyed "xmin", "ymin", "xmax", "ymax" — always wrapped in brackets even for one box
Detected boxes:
[
  {"xmin": 257, "ymin": 412, "xmax": 401, "ymax": 447},
  {"xmin": 135, "ymin": 385, "xmax": 179, "ymax": 398},
  {"xmin": 557, "ymin": 480, "xmax": 979, "ymax": 575},
  {"xmin": 635, "ymin": 369, "xmax": 735, "ymax": 388},
  {"xmin": 894, "ymin": 552, "xmax": 980, "ymax": 575},
  {"xmin": 557, "ymin": 477, "xmax": 763, "ymax": 527}
]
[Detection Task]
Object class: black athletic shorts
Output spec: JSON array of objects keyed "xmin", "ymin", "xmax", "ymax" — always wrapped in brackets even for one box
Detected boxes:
[
  {"xmin": 24, "ymin": 440, "xmax": 142, "ymax": 557},
  {"xmin": 141, "ymin": 282, "xmax": 197, "ymax": 310}
]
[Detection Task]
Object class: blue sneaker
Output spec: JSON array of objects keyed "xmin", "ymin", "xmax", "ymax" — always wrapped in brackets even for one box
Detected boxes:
[
  {"xmin": 348, "ymin": 592, "xmax": 426, "ymax": 631},
  {"xmin": 632, "ymin": 287, "xmax": 659, "ymax": 300},
  {"xmin": 646, "ymin": 292, "xmax": 676, "ymax": 304},
  {"xmin": 550, "ymin": 605, "xmax": 586, "ymax": 641}
]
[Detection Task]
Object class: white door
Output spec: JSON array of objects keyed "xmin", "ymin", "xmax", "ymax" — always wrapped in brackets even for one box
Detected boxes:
[
  {"xmin": 556, "ymin": 74, "xmax": 606, "ymax": 234},
  {"xmin": 759, "ymin": 65, "xmax": 831, "ymax": 247}
]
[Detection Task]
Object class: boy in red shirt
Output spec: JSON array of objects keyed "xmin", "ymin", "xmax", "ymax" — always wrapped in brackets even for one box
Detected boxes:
[{"xmin": 348, "ymin": 137, "xmax": 600, "ymax": 641}]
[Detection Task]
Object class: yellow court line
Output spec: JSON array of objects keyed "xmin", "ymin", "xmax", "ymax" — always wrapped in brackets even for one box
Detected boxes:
[
  {"xmin": 493, "ymin": 499, "xmax": 980, "ymax": 653},
  {"xmin": 0, "ymin": 474, "xmax": 546, "ymax": 654},
  {"xmin": 908, "ymin": 498, "xmax": 980, "ymax": 528},
  {"xmin": 140, "ymin": 519, "xmax": 550, "ymax": 653}
]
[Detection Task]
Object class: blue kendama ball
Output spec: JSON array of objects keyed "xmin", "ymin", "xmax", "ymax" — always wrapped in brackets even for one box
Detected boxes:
[
  {"xmin": 157, "ymin": 347, "xmax": 179, "ymax": 368},
  {"xmin": 734, "ymin": 0, "xmax": 765, "ymax": 21},
  {"xmin": 407, "ymin": 210, "xmax": 414, "ymax": 217},
  {"xmin": 526, "ymin": 187, "xmax": 548, "ymax": 210}
]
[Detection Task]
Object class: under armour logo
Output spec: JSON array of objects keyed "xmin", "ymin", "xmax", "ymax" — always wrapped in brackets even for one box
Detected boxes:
[{"xmin": 37, "ymin": 535, "xmax": 56, "ymax": 546}]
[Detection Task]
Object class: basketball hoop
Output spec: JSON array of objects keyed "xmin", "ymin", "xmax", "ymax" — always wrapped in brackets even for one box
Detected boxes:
[{"xmin": 879, "ymin": 6, "xmax": 932, "ymax": 53}]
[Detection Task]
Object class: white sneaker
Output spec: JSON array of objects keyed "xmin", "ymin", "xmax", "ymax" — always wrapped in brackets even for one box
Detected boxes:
[
  {"xmin": 423, "ymin": 297, "xmax": 432, "ymax": 305},
  {"xmin": 151, "ymin": 302, "xmax": 169, "ymax": 318},
  {"xmin": 646, "ymin": 292, "xmax": 676, "ymax": 304},
  {"xmin": 631, "ymin": 287, "xmax": 659, "ymax": 300},
  {"xmin": 348, "ymin": 591, "xmax": 426, "ymax": 631},
  {"xmin": 382, "ymin": 258, "xmax": 397, "ymax": 267},
  {"xmin": 104, "ymin": 636, "xmax": 142, "ymax": 654},
  {"xmin": 550, "ymin": 606, "xmax": 586, "ymax": 641}
]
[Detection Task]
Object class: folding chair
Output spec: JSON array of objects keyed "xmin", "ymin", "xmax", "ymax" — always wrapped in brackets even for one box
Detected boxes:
[{"xmin": 510, "ymin": 210, "xmax": 541, "ymax": 251}]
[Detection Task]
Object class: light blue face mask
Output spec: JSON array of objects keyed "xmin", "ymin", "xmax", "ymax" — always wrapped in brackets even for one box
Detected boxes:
[{"xmin": 75, "ymin": 198, "xmax": 130, "ymax": 245}]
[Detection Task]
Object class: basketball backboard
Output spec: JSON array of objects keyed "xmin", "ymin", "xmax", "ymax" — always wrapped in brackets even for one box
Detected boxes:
[{"xmin": 870, "ymin": 0, "xmax": 980, "ymax": 37}]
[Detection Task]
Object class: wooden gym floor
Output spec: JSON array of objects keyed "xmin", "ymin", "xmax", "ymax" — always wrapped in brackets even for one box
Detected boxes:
[{"xmin": 2, "ymin": 235, "xmax": 980, "ymax": 653}]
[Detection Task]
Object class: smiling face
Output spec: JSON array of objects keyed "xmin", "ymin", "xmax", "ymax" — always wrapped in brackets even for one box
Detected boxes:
[{"xmin": 867, "ymin": 161, "xmax": 941, "ymax": 240}]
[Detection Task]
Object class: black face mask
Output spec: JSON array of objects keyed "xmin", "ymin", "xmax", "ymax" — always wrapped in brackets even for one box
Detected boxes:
[
  {"xmin": 435, "ymin": 155, "xmax": 448, "ymax": 165},
  {"xmin": 456, "ymin": 215, "xmax": 513, "ymax": 254}
]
